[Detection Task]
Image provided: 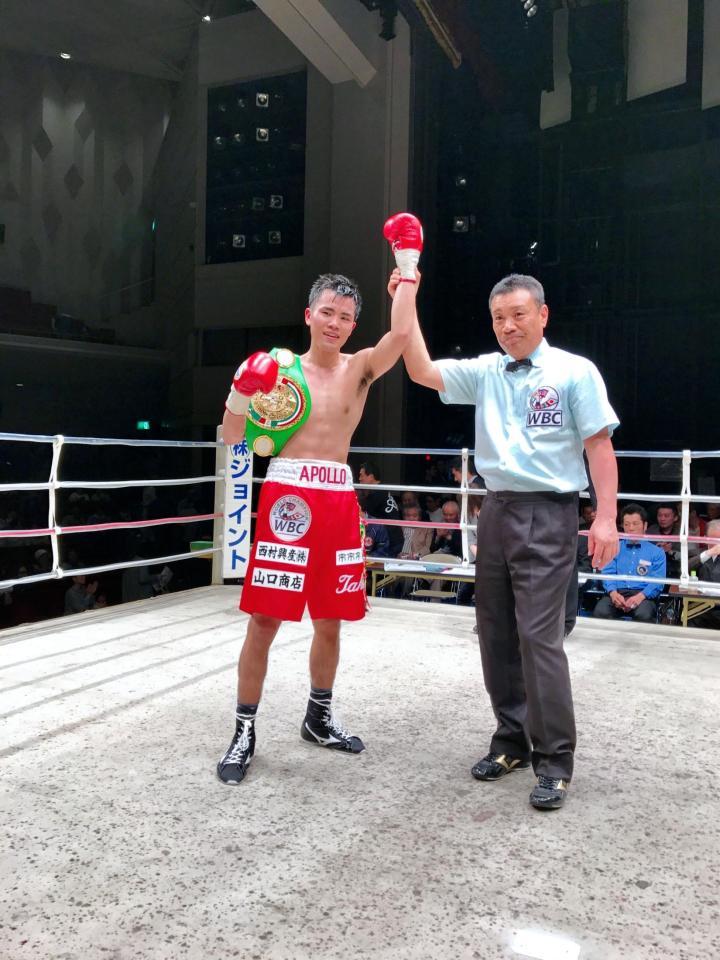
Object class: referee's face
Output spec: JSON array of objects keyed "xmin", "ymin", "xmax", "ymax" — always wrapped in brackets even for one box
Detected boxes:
[{"xmin": 490, "ymin": 289, "xmax": 548, "ymax": 359}]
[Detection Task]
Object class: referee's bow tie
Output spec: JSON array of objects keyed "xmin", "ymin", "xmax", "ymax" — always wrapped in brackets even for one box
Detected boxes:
[{"xmin": 505, "ymin": 358, "xmax": 533, "ymax": 373}]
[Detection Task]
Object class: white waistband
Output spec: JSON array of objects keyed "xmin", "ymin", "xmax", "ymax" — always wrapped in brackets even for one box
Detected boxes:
[{"xmin": 266, "ymin": 458, "xmax": 354, "ymax": 492}]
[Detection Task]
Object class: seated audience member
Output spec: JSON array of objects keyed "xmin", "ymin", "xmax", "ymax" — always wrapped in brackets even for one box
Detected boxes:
[
  {"xmin": 593, "ymin": 504, "xmax": 666, "ymax": 623},
  {"xmin": 687, "ymin": 519, "xmax": 720, "ymax": 629},
  {"xmin": 565, "ymin": 505, "xmax": 597, "ymax": 635},
  {"xmin": 398, "ymin": 504, "xmax": 433, "ymax": 559},
  {"xmin": 648, "ymin": 503, "xmax": 681, "ymax": 578},
  {"xmin": 450, "ymin": 457, "xmax": 479, "ymax": 490},
  {"xmin": 689, "ymin": 507, "xmax": 706, "ymax": 539},
  {"xmin": 64, "ymin": 575, "xmax": 100, "ymax": 615},
  {"xmin": 704, "ymin": 503, "xmax": 720, "ymax": 522},
  {"xmin": 579, "ymin": 503, "xmax": 596, "ymax": 529},
  {"xmin": 430, "ymin": 499, "xmax": 463, "ymax": 557},
  {"xmin": 424, "ymin": 493, "xmax": 443, "ymax": 523},
  {"xmin": 399, "ymin": 490, "xmax": 422, "ymax": 514},
  {"xmin": 362, "ymin": 512, "xmax": 392, "ymax": 559},
  {"xmin": 121, "ymin": 537, "xmax": 173, "ymax": 603},
  {"xmin": 357, "ymin": 461, "xmax": 403, "ymax": 556},
  {"xmin": 32, "ymin": 548, "xmax": 52, "ymax": 574},
  {"xmin": 458, "ymin": 496, "xmax": 483, "ymax": 606}
]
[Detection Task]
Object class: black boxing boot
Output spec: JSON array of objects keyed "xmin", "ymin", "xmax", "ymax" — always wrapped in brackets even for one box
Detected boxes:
[
  {"xmin": 301, "ymin": 687, "xmax": 364, "ymax": 753},
  {"xmin": 217, "ymin": 705, "xmax": 257, "ymax": 784}
]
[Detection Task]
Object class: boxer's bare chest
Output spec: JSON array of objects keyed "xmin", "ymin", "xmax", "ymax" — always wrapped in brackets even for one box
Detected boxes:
[{"xmin": 281, "ymin": 355, "xmax": 370, "ymax": 462}]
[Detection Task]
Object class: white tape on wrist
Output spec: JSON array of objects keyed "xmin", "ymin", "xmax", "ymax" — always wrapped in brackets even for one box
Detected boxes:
[
  {"xmin": 225, "ymin": 388, "xmax": 251, "ymax": 416},
  {"xmin": 394, "ymin": 248, "xmax": 420, "ymax": 280}
]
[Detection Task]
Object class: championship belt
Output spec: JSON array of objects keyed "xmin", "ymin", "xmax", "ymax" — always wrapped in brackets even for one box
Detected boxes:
[{"xmin": 245, "ymin": 348, "xmax": 311, "ymax": 457}]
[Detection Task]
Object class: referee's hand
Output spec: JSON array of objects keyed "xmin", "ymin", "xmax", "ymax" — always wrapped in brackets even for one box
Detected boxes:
[{"xmin": 587, "ymin": 516, "xmax": 619, "ymax": 570}]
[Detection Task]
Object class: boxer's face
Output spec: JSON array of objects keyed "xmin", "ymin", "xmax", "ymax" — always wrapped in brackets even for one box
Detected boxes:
[
  {"xmin": 305, "ymin": 290, "xmax": 357, "ymax": 350},
  {"xmin": 490, "ymin": 289, "xmax": 548, "ymax": 359}
]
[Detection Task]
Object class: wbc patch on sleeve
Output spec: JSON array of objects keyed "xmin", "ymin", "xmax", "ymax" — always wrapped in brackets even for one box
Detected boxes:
[{"xmin": 527, "ymin": 386, "xmax": 563, "ymax": 427}]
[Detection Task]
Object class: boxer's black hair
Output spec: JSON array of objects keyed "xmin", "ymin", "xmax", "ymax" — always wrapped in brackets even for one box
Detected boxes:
[{"xmin": 308, "ymin": 273, "xmax": 362, "ymax": 319}]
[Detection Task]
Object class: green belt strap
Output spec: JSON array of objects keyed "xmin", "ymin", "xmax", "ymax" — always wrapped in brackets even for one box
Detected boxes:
[{"xmin": 245, "ymin": 348, "xmax": 312, "ymax": 457}]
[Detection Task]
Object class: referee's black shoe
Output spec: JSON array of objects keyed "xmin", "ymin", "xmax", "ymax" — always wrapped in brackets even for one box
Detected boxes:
[
  {"xmin": 471, "ymin": 752, "xmax": 530, "ymax": 781},
  {"xmin": 529, "ymin": 776, "xmax": 569, "ymax": 810}
]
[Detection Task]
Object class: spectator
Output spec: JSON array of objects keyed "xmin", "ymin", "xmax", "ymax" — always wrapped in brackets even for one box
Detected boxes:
[
  {"xmin": 565, "ymin": 511, "xmax": 596, "ymax": 637},
  {"xmin": 688, "ymin": 519, "xmax": 720, "ymax": 629},
  {"xmin": 121, "ymin": 537, "xmax": 173, "ymax": 603},
  {"xmin": 579, "ymin": 503, "xmax": 596, "ymax": 529},
  {"xmin": 362, "ymin": 511, "xmax": 392, "ymax": 559},
  {"xmin": 458, "ymin": 495, "xmax": 483, "ymax": 607},
  {"xmin": 357, "ymin": 461, "xmax": 403, "ymax": 556},
  {"xmin": 64, "ymin": 575, "xmax": 99, "ymax": 615},
  {"xmin": 593, "ymin": 504, "xmax": 665, "ymax": 623},
  {"xmin": 424, "ymin": 493, "xmax": 444, "ymax": 523},
  {"xmin": 398, "ymin": 504, "xmax": 433, "ymax": 559},
  {"xmin": 430, "ymin": 499, "xmax": 463, "ymax": 556},
  {"xmin": 450, "ymin": 457, "xmax": 480, "ymax": 490},
  {"xmin": 32, "ymin": 548, "xmax": 52, "ymax": 574},
  {"xmin": 648, "ymin": 503, "xmax": 680, "ymax": 578},
  {"xmin": 689, "ymin": 507, "xmax": 706, "ymax": 539},
  {"xmin": 399, "ymin": 490, "xmax": 422, "ymax": 513}
]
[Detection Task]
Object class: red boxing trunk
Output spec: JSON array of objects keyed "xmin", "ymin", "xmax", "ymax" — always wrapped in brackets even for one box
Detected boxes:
[{"xmin": 239, "ymin": 459, "xmax": 366, "ymax": 622}]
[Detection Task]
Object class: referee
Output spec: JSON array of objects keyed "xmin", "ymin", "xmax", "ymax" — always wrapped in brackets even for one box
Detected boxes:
[{"xmin": 396, "ymin": 271, "xmax": 619, "ymax": 810}]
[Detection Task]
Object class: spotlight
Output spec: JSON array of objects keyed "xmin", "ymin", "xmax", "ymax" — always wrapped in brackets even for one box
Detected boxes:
[
  {"xmin": 269, "ymin": 194, "xmax": 284, "ymax": 209},
  {"xmin": 202, "ymin": 14, "xmax": 212, "ymax": 22},
  {"xmin": 256, "ymin": 127, "xmax": 269, "ymax": 142},
  {"xmin": 232, "ymin": 234, "xmax": 245, "ymax": 248},
  {"xmin": 256, "ymin": 92, "xmax": 269, "ymax": 108},
  {"xmin": 522, "ymin": 0, "xmax": 539, "ymax": 18},
  {"xmin": 59, "ymin": 52, "xmax": 72, "ymax": 60},
  {"xmin": 454, "ymin": 174, "xmax": 468, "ymax": 188},
  {"xmin": 268, "ymin": 231, "xmax": 282, "ymax": 245}
]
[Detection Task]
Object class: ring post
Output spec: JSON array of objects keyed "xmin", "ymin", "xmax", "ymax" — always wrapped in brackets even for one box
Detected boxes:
[
  {"xmin": 679, "ymin": 449, "xmax": 692, "ymax": 586},
  {"xmin": 460, "ymin": 447, "xmax": 469, "ymax": 566},
  {"xmin": 49, "ymin": 435, "xmax": 65, "ymax": 580},
  {"xmin": 212, "ymin": 424, "xmax": 225, "ymax": 586}
]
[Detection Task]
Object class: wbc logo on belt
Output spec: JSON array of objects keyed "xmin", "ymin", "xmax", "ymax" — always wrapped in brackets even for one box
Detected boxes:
[
  {"xmin": 270, "ymin": 495, "xmax": 312, "ymax": 542},
  {"xmin": 527, "ymin": 386, "xmax": 563, "ymax": 427}
]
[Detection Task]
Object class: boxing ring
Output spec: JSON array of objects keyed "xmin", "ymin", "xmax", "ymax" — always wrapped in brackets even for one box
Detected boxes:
[{"xmin": 1, "ymin": 432, "xmax": 719, "ymax": 960}]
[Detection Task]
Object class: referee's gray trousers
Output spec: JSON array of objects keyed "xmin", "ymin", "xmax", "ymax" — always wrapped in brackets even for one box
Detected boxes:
[{"xmin": 475, "ymin": 490, "xmax": 579, "ymax": 781}]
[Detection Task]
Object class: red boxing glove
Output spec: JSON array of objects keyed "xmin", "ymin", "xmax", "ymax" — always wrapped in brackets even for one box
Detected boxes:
[
  {"xmin": 383, "ymin": 212, "xmax": 424, "ymax": 281},
  {"xmin": 225, "ymin": 351, "xmax": 279, "ymax": 416}
]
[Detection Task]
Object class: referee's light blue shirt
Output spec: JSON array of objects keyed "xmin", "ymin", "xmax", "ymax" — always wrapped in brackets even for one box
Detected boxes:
[{"xmin": 436, "ymin": 338, "xmax": 619, "ymax": 493}]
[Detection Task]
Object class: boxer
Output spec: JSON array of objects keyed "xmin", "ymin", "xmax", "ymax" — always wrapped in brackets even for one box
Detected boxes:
[{"xmin": 217, "ymin": 214, "xmax": 423, "ymax": 784}]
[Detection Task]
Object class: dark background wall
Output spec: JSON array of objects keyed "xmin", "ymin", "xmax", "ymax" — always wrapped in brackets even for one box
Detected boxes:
[{"xmin": 406, "ymin": 0, "xmax": 719, "ymax": 493}]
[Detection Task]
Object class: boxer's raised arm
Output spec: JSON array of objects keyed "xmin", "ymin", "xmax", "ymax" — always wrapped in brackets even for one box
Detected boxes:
[
  {"xmin": 364, "ymin": 270, "xmax": 415, "ymax": 380},
  {"xmin": 361, "ymin": 213, "xmax": 425, "ymax": 381}
]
